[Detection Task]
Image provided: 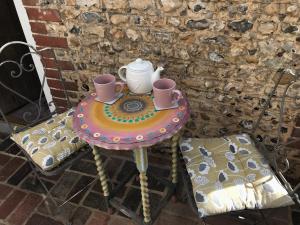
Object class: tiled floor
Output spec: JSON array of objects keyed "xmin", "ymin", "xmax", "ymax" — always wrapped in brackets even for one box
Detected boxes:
[{"xmin": 0, "ymin": 139, "xmax": 297, "ymax": 225}]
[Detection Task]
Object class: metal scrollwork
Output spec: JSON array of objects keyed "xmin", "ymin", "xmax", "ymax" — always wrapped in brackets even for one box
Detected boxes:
[
  {"xmin": 0, "ymin": 41, "xmax": 52, "ymax": 129},
  {"xmin": 0, "ymin": 60, "xmax": 23, "ymax": 78},
  {"xmin": 250, "ymin": 65, "xmax": 299, "ymax": 178},
  {"xmin": 20, "ymin": 51, "xmax": 36, "ymax": 72},
  {"xmin": 277, "ymin": 70, "xmax": 300, "ymax": 139}
]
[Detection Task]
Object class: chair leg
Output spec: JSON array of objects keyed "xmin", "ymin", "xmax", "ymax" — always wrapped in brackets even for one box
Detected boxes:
[
  {"xmin": 202, "ymin": 218, "xmax": 208, "ymax": 225},
  {"xmin": 178, "ymin": 161, "xmax": 199, "ymax": 216},
  {"xmin": 30, "ymin": 165, "xmax": 77, "ymax": 225},
  {"xmin": 258, "ymin": 210, "xmax": 270, "ymax": 225},
  {"xmin": 28, "ymin": 163, "xmax": 58, "ymax": 216},
  {"xmin": 31, "ymin": 169, "xmax": 38, "ymax": 185}
]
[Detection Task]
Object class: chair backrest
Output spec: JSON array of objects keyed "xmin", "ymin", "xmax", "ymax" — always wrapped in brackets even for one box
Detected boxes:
[
  {"xmin": 251, "ymin": 68, "xmax": 300, "ymax": 172},
  {"xmin": 0, "ymin": 41, "xmax": 72, "ymax": 140},
  {"xmin": 252, "ymin": 69, "xmax": 299, "ymax": 139}
]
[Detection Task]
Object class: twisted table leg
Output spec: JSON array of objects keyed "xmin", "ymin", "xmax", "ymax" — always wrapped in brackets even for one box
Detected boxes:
[
  {"xmin": 171, "ymin": 134, "xmax": 179, "ymax": 184},
  {"xmin": 92, "ymin": 146, "xmax": 110, "ymax": 211},
  {"xmin": 140, "ymin": 172, "xmax": 151, "ymax": 223},
  {"xmin": 134, "ymin": 148, "xmax": 151, "ymax": 224}
]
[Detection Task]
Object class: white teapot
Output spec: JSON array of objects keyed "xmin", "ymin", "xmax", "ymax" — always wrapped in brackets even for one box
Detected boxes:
[{"xmin": 118, "ymin": 58, "xmax": 164, "ymax": 94}]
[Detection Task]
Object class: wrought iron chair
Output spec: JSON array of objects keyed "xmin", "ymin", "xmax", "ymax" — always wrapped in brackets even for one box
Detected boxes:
[
  {"xmin": 178, "ymin": 67, "xmax": 300, "ymax": 224},
  {"xmin": 0, "ymin": 41, "xmax": 92, "ymax": 223}
]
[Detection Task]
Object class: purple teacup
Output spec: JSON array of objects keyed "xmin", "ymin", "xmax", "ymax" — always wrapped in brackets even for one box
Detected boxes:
[
  {"xmin": 153, "ymin": 78, "xmax": 182, "ymax": 108},
  {"xmin": 93, "ymin": 74, "xmax": 124, "ymax": 102}
]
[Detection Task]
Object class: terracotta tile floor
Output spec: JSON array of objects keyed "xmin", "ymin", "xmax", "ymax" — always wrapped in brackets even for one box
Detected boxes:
[{"xmin": 0, "ymin": 140, "xmax": 297, "ymax": 225}]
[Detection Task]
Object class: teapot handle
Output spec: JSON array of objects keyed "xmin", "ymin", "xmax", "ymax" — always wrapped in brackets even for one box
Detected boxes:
[{"xmin": 118, "ymin": 66, "xmax": 127, "ymax": 82}]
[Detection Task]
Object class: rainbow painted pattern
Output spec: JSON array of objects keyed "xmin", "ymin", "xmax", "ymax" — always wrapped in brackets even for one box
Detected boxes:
[{"xmin": 73, "ymin": 92, "xmax": 190, "ymax": 150}]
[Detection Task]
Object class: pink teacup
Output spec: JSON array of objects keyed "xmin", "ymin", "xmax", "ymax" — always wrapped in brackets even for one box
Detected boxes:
[
  {"xmin": 93, "ymin": 74, "xmax": 124, "ymax": 102},
  {"xmin": 153, "ymin": 78, "xmax": 182, "ymax": 108}
]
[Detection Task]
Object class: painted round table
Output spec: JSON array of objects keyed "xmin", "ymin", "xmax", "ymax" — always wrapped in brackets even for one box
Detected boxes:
[{"xmin": 73, "ymin": 91, "xmax": 190, "ymax": 224}]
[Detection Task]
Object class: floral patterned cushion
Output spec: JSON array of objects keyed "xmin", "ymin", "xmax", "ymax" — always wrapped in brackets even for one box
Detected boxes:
[
  {"xmin": 179, "ymin": 134, "xmax": 294, "ymax": 217},
  {"xmin": 11, "ymin": 108, "xmax": 86, "ymax": 171}
]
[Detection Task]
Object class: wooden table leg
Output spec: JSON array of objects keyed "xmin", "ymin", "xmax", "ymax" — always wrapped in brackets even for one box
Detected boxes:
[
  {"xmin": 134, "ymin": 148, "xmax": 151, "ymax": 224},
  {"xmin": 92, "ymin": 145, "xmax": 111, "ymax": 212}
]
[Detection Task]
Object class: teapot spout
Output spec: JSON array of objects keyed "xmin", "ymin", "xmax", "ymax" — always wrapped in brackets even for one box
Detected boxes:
[{"xmin": 151, "ymin": 66, "xmax": 164, "ymax": 84}]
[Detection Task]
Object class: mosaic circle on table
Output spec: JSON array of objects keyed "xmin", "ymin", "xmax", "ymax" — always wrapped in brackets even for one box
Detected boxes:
[{"xmin": 104, "ymin": 96, "xmax": 157, "ymax": 124}]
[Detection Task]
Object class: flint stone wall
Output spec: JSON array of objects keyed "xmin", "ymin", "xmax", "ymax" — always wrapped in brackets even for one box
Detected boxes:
[{"xmin": 23, "ymin": 0, "xmax": 300, "ymax": 145}]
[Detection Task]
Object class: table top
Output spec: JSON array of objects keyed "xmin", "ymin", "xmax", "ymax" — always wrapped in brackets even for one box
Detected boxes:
[{"xmin": 73, "ymin": 90, "xmax": 190, "ymax": 150}]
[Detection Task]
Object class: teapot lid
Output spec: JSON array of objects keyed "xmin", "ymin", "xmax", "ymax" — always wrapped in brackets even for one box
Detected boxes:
[{"xmin": 127, "ymin": 58, "xmax": 153, "ymax": 71}]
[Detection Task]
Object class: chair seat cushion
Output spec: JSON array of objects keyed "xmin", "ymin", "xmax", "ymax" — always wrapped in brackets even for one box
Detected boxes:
[
  {"xmin": 179, "ymin": 133, "xmax": 294, "ymax": 217},
  {"xmin": 11, "ymin": 108, "xmax": 86, "ymax": 171}
]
